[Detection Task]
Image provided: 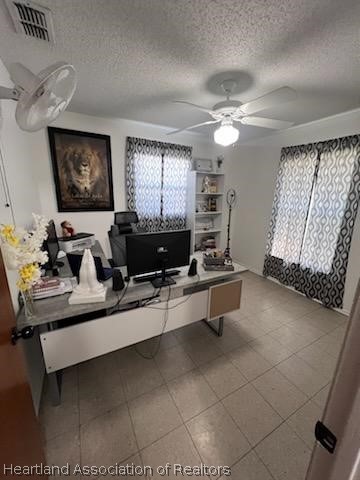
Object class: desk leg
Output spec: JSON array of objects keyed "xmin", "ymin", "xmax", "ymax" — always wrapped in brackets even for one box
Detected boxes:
[
  {"xmin": 48, "ymin": 370, "xmax": 62, "ymax": 406},
  {"xmin": 203, "ymin": 316, "xmax": 224, "ymax": 337}
]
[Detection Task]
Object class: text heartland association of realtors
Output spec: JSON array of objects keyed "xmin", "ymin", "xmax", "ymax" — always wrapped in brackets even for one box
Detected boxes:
[{"xmin": 3, "ymin": 463, "xmax": 232, "ymax": 476}]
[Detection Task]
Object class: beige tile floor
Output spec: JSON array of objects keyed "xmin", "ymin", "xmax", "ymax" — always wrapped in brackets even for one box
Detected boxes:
[{"xmin": 41, "ymin": 271, "xmax": 348, "ymax": 479}]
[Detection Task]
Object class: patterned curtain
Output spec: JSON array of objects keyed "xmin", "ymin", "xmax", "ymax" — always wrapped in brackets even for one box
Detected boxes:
[
  {"xmin": 126, "ymin": 137, "xmax": 192, "ymax": 232},
  {"xmin": 264, "ymin": 134, "xmax": 360, "ymax": 308}
]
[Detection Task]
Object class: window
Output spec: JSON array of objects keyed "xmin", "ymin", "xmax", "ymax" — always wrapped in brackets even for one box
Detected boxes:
[
  {"xmin": 126, "ymin": 137, "xmax": 192, "ymax": 232},
  {"xmin": 264, "ymin": 135, "xmax": 360, "ymax": 308},
  {"xmin": 300, "ymin": 147, "xmax": 358, "ymax": 274},
  {"xmin": 270, "ymin": 146, "xmax": 317, "ymax": 264}
]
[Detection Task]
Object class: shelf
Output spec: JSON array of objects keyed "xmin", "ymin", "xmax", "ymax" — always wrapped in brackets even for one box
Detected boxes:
[
  {"xmin": 195, "ymin": 211, "xmax": 222, "ymax": 216},
  {"xmin": 194, "ymin": 229, "xmax": 222, "ymax": 235},
  {"xmin": 187, "ymin": 169, "xmax": 225, "ymax": 254},
  {"xmin": 196, "ymin": 192, "xmax": 223, "ymax": 196},
  {"xmin": 195, "ymin": 171, "xmax": 225, "ymax": 176}
]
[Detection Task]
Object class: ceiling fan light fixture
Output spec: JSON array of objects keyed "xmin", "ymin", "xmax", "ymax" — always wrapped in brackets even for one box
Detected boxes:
[
  {"xmin": 214, "ymin": 120, "xmax": 239, "ymax": 146},
  {"xmin": 170, "ymin": 83, "xmax": 297, "ymax": 139}
]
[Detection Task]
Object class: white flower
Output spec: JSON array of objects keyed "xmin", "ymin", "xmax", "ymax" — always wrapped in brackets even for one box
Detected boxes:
[
  {"xmin": 0, "ymin": 214, "xmax": 49, "ymax": 290},
  {"xmin": 1, "ymin": 243, "xmax": 20, "ymax": 269}
]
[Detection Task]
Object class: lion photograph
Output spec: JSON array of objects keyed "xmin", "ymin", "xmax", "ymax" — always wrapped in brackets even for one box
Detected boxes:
[{"xmin": 48, "ymin": 128, "xmax": 114, "ymax": 211}]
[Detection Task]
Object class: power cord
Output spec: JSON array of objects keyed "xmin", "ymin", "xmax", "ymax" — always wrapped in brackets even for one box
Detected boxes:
[
  {"xmin": 143, "ymin": 286, "xmax": 161, "ymax": 306},
  {"xmin": 135, "ymin": 273, "xmax": 201, "ymax": 359},
  {"xmin": 110, "ymin": 280, "xmax": 162, "ymax": 316},
  {"xmin": 135, "ymin": 283, "xmax": 172, "ymax": 360},
  {"xmin": 109, "ymin": 278, "xmax": 130, "ymax": 313},
  {"xmin": 109, "ymin": 273, "xmax": 201, "ymax": 359},
  {"xmin": 144, "ymin": 273, "xmax": 201, "ymax": 311}
]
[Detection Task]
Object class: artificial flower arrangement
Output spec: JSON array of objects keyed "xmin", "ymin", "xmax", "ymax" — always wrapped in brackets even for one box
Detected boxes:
[{"xmin": 0, "ymin": 214, "xmax": 49, "ymax": 294}]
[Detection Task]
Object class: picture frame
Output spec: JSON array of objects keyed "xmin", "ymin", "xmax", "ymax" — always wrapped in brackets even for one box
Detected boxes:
[
  {"xmin": 48, "ymin": 127, "xmax": 114, "ymax": 212},
  {"xmin": 196, "ymin": 200, "xmax": 209, "ymax": 213},
  {"xmin": 193, "ymin": 158, "xmax": 213, "ymax": 172}
]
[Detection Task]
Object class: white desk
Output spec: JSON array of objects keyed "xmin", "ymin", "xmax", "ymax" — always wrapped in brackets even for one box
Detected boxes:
[{"xmin": 17, "ymin": 242, "xmax": 247, "ymax": 404}]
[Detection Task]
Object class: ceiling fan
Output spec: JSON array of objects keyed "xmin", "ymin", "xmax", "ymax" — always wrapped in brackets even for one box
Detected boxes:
[{"xmin": 168, "ymin": 80, "xmax": 297, "ymax": 146}]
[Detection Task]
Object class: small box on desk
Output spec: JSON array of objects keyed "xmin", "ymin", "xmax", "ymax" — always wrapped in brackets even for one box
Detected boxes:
[{"xmin": 58, "ymin": 233, "xmax": 95, "ymax": 253}]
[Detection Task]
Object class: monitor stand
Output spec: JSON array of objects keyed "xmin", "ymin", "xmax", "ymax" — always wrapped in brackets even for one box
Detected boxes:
[
  {"xmin": 133, "ymin": 269, "xmax": 180, "ymax": 284},
  {"xmin": 151, "ymin": 259, "xmax": 176, "ymax": 288},
  {"xmin": 151, "ymin": 275, "xmax": 176, "ymax": 289}
]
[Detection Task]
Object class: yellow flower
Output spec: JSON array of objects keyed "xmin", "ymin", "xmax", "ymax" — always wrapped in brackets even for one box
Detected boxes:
[
  {"xmin": 8, "ymin": 236, "xmax": 19, "ymax": 246},
  {"xmin": 1, "ymin": 225, "xmax": 19, "ymax": 246},
  {"xmin": 17, "ymin": 263, "xmax": 38, "ymax": 291},
  {"xmin": 17, "ymin": 279, "xmax": 28, "ymax": 291},
  {"xmin": 1, "ymin": 225, "xmax": 14, "ymax": 236}
]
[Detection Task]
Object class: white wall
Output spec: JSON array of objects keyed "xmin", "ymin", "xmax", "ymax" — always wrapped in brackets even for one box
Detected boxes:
[
  {"xmin": 229, "ymin": 108, "xmax": 360, "ymax": 313},
  {"xmin": 225, "ymin": 146, "xmax": 280, "ymax": 273},
  {"xmin": 0, "ymin": 62, "xmax": 43, "ymax": 307},
  {"xmin": 31, "ymin": 111, "xmax": 218, "ymax": 258},
  {"xmin": 0, "ymin": 58, "xmax": 45, "ymax": 413}
]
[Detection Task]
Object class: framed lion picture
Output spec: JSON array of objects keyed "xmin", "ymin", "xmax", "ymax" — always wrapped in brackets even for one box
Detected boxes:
[{"xmin": 48, "ymin": 127, "xmax": 114, "ymax": 212}]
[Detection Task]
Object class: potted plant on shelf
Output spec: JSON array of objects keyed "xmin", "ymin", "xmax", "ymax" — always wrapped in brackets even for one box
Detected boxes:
[{"xmin": 216, "ymin": 156, "xmax": 224, "ymax": 173}]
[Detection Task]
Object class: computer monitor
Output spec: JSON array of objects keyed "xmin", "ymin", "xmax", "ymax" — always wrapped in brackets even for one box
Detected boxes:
[
  {"xmin": 126, "ymin": 230, "xmax": 191, "ymax": 288},
  {"xmin": 43, "ymin": 220, "xmax": 61, "ymax": 271},
  {"xmin": 114, "ymin": 211, "xmax": 139, "ymax": 227}
]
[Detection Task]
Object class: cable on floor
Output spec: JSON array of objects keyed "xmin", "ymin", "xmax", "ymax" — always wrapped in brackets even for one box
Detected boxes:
[
  {"xmin": 135, "ymin": 273, "xmax": 201, "ymax": 359},
  {"xmin": 135, "ymin": 283, "xmax": 171, "ymax": 359}
]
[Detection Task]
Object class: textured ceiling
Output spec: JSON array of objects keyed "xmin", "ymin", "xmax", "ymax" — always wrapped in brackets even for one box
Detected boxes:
[{"xmin": 0, "ymin": 0, "xmax": 359, "ymax": 142}]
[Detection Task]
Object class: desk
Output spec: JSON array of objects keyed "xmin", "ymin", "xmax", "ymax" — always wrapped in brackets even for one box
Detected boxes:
[{"xmin": 17, "ymin": 241, "xmax": 248, "ymax": 404}]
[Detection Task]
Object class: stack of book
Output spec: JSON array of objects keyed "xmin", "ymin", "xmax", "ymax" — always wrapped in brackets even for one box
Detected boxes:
[
  {"xmin": 203, "ymin": 251, "xmax": 234, "ymax": 271},
  {"xmin": 201, "ymin": 237, "xmax": 217, "ymax": 250},
  {"xmin": 32, "ymin": 276, "xmax": 75, "ymax": 300}
]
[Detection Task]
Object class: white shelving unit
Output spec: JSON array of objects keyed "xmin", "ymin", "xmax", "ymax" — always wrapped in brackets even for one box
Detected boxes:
[
  {"xmin": 186, "ymin": 168, "xmax": 225, "ymax": 253},
  {"xmin": 194, "ymin": 228, "xmax": 222, "ymax": 234},
  {"xmin": 195, "ymin": 211, "xmax": 222, "ymax": 216},
  {"xmin": 195, "ymin": 192, "xmax": 224, "ymax": 195}
]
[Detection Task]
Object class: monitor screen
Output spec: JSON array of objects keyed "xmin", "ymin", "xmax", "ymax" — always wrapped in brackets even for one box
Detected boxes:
[
  {"xmin": 114, "ymin": 211, "xmax": 138, "ymax": 226},
  {"xmin": 126, "ymin": 230, "xmax": 191, "ymax": 277},
  {"xmin": 44, "ymin": 220, "xmax": 59, "ymax": 269}
]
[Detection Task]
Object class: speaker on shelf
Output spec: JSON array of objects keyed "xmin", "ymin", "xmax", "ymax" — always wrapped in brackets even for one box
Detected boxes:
[
  {"xmin": 112, "ymin": 269, "xmax": 125, "ymax": 291},
  {"xmin": 188, "ymin": 258, "xmax": 198, "ymax": 277}
]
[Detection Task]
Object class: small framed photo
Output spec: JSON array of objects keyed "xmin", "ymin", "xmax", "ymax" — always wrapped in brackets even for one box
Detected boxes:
[
  {"xmin": 196, "ymin": 200, "xmax": 208, "ymax": 213},
  {"xmin": 194, "ymin": 158, "xmax": 213, "ymax": 172},
  {"xmin": 48, "ymin": 127, "xmax": 114, "ymax": 212}
]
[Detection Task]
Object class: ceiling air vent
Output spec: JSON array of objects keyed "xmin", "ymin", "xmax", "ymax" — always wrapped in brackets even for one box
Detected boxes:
[{"xmin": 5, "ymin": 0, "xmax": 55, "ymax": 43}]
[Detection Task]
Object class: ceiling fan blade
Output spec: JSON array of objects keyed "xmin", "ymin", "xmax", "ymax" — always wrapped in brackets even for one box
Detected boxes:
[
  {"xmin": 239, "ymin": 87, "xmax": 297, "ymax": 115},
  {"xmin": 239, "ymin": 116, "xmax": 294, "ymax": 129},
  {"xmin": 172, "ymin": 100, "xmax": 214, "ymax": 114},
  {"xmin": 167, "ymin": 119, "xmax": 221, "ymax": 135}
]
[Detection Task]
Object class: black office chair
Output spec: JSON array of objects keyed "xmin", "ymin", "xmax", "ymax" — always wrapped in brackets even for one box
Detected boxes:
[
  {"xmin": 114, "ymin": 211, "xmax": 139, "ymax": 233},
  {"xmin": 108, "ymin": 211, "xmax": 142, "ymax": 266}
]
